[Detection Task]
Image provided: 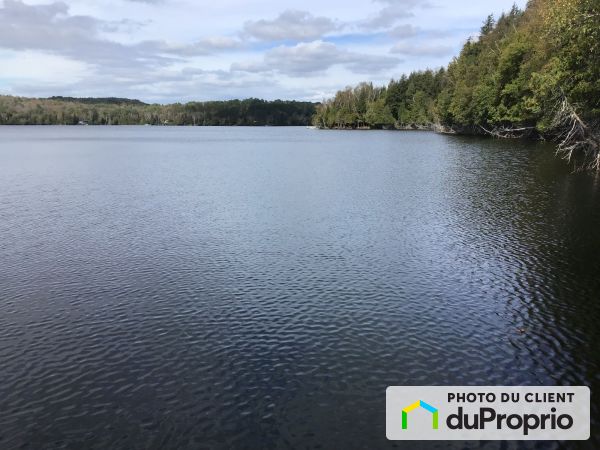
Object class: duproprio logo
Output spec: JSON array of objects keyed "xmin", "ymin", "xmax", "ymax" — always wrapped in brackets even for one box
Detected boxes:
[
  {"xmin": 402, "ymin": 400, "xmax": 438, "ymax": 430},
  {"xmin": 387, "ymin": 387, "xmax": 590, "ymax": 441}
]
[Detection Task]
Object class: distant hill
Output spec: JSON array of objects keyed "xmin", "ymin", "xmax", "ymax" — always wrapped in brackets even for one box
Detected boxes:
[
  {"xmin": 47, "ymin": 96, "xmax": 148, "ymax": 106},
  {"xmin": 0, "ymin": 95, "xmax": 317, "ymax": 126}
]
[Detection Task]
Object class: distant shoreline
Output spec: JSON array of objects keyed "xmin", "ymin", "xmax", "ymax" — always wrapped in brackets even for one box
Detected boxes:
[
  {"xmin": 0, "ymin": 123, "xmax": 312, "ymax": 127},
  {"xmin": 0, "ymin": 95, "xmax": 317, "ymax": 127}
]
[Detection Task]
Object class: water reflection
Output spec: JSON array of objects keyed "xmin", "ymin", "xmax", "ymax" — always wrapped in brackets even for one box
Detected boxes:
[{"xmin": 0, "ymin": 127, "xmax": 598, "ymax": 449}]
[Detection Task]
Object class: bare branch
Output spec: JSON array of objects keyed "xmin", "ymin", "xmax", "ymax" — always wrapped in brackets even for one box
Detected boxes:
[{"xmin": 552, "ymin": 96, "xmax": 600, "ymax": 171}]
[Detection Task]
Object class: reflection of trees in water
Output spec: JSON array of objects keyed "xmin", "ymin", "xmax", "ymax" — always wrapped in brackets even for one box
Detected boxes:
[{"xmin": 441, "ymin": 136, "xmax": 600, "ymax": 441}]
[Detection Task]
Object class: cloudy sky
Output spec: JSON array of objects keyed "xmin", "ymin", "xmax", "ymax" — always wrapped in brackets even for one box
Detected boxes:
[{"xmin": 0, "ymin": 0, "xmax": 526, "ymax": 103}]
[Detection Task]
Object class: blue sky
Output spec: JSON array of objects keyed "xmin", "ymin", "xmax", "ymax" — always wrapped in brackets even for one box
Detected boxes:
[{"xmin": 0, "ymin": 0, "xmax": 526, "ymax": 103}]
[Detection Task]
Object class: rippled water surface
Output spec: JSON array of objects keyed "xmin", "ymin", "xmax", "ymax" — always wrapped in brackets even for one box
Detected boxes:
[{"xmin": 1, "ymin": 126, "xmax": 599, "ymax": 449}]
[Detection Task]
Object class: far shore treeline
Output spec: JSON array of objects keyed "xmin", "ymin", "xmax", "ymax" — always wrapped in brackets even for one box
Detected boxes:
[
  {"xmin": 1, "ymin": 0, "xmax": 597, "ymax": 168},
  {"xmin": 0, "ymin": 96, "xmax": 317, "ymax": 126},
  {"xmin": 314, "ymin": 0, "xmax": 599, "ymax": 169}
]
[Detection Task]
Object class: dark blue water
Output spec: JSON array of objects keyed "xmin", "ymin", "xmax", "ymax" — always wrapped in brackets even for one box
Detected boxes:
[{"xmin": 0, "ymin": 126, "xmax": 599, "ymax": 449}]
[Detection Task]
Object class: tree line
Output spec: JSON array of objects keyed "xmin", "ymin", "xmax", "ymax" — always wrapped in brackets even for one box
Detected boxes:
[
  {"xmin": 313, "ymin": 70, "xmax": 446, "ymax": 130},
  {"xmin": 0, "ymin": 96, "xmax": 317, "ymax": 126},
  {"xmin": 314, "ymin": 0, "xmax": 599, "ymax": 169}
]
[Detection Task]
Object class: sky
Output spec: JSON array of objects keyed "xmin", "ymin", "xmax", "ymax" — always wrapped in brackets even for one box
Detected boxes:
[{"xmin": 0, "ymin": 0, "xmax": 527, "ymax": 103}]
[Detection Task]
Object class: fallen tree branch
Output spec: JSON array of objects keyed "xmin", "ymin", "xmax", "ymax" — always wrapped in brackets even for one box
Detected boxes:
[
  {"xmin": 551, "ymin": 97, "xmax": 600, "ymax": 171},
  {"xmin": 479, "ymin": 125, "xmax": 536, "ymax": 139}
]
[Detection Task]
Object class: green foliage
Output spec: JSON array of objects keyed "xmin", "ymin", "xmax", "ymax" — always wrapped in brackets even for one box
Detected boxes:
[
  {"xmin": 313, "ymin": 83, "xmax": 387, "ymax": 128},
  {"xmin": 314, "ymin": 69, "xmax": 444, "ymax": 129},
  {"xmin": 48, "ymin": 97, "xmax": 147, "ymax": 106},
  {"xmin": 365, "ymin": 98, "xmax": 395, "ymax": 128},
  {"xmin": 316, "ymin": 0, "xmax": 599, "ymax": 134},
  {"xmin": 387, "ymin": 69, "xmax": 445, "ymax": 125},
  {"xmin": 542, "ymin": 0, "xmax": 600, "ymax": 118},
  {"xmin": 481, "ymin": 14, "xmax": 496, "ymax": 36},
  {"xmin": 438, "ymin": 0, "xmax": 598, "ymax": 130},
  {"xmin": 0, "ymin": 96, "xmax": 316, "ymax": 126}
]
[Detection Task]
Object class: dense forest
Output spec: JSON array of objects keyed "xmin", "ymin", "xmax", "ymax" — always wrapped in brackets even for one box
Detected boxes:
[
  {"xmin": 314, "ymin": 0, "xmax": 600, "ymax": 169},
  {"xmin": 0, "ymin": 96, "xmax": 316, "ymax": 126},
  {"xmin": 1, "ymin": 0, "xmax": 598, "ymax": 167}
]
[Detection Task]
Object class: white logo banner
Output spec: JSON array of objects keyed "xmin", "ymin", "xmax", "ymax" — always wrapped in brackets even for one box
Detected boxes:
[{"xmin": 386, "ymin": 386, "xmax": 590, "ymax": 440}]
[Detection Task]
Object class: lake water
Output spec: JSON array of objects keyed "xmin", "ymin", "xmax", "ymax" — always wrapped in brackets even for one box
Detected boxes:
[{"xmin": 0, "ymin": 126, "xmax": 599, "ymax": 449}]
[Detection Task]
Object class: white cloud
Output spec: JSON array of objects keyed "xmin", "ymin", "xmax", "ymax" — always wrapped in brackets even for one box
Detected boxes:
[
  {"xmin": 390, "ymin": 42, "xmax": 453, "ymax": 57},
  {"xmin": 232, "ymin": 40, "xmax": 400, "ymax": 76},
  {"xmin": 0, "ymin": 50, "xmax": 90, "ymax": 84},
  {"xmin": 244, "ymin": 10, "xmax": 338, "ymax": 41},
  {"xmin": 160, "ymin": 37, "xmax": 243, "ymax": 56},
  {"xmin": 388, "ymin": 24, "xmax": 419, "ymax": 38},
  {"xmin": 360, "ymin": 0, "xmax": 429, "ymax": 29},
  {"xmin": 0, "ymin": 0, "xmax": 169, "ymax": 68},
  {"xmin": 0, "ymin": 0, "xmax": 529, "ymax": 102}
]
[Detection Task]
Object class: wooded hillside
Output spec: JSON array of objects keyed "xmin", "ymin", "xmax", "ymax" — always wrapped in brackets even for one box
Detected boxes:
[
  {"xmin": 314, "ymin": 0, "xmax": 600, "ymax": 169},
  {"xmin": 0, "ymin": 96, "xmax": 317, "ymax": 127}
]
